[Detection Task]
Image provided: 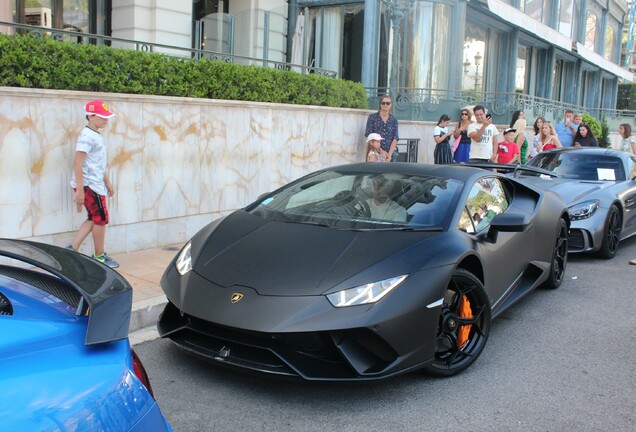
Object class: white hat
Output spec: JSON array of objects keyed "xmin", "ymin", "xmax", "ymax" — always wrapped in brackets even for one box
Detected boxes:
[{"xmin": 366, "ymin": 133, "xmax": 384, "ymax": 142}]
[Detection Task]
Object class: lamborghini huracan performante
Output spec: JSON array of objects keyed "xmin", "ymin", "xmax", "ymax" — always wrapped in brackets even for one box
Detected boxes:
[
  {"xmin": 158, "ymin": 163, "xmax": 569, "ymax": 380},
  {"xmin": 0, "ymin": 239, "xmax": 172, "ymax": 431}
]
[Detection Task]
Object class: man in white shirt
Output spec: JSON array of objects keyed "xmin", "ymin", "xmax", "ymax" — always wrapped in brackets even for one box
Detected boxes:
[
  {"xmin": 467, "ymin": 105, "xmax": 498, "ymax": 162},
  {"xmin": 367, "ymin": 176, "xmax": 407, "ymax": 223}
]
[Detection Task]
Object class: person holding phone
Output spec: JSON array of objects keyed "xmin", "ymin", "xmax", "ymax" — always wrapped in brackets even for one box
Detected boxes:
[
  {"xmin": 555, "ymin": 109, "xmax": 578, "ymax": 147},
  {"xmin": 453, "ymin": 108, "xmax": 473, "ymax": 163},
  {"xmin": 573, "ymin": 124, "xmax": 598, "ymax": 147},
  {"xmin": 467, "ymin": 105, "xmax": 498, "ymax": 163}
]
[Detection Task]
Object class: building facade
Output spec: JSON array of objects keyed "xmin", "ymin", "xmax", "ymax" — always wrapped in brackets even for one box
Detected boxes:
[{"xmin": 2, "ymin": 0, "xmax": 634, "ymax": 123}]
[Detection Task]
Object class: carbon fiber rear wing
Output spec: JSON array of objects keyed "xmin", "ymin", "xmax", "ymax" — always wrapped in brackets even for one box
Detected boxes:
[{"xmin": 0, "ymin": 239, "xmax": 132, "ymax": 345}]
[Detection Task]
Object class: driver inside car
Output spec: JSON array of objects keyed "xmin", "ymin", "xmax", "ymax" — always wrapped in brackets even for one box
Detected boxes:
[{"xmin": 366, "ymin": 176, "xmax": 407, "ymax": 223}]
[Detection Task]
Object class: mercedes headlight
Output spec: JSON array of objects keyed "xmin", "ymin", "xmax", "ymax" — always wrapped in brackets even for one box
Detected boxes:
[
  {"xmin": 568, "ymin": 200, "xmax": 600, "ymax": 220},
  {"xmin": 175, "ymin": 242, "xmax": 192, "ymax": 275},
  {"xmin": 326, "ymin": 275, "xmax": 408, "ymax": 307}
]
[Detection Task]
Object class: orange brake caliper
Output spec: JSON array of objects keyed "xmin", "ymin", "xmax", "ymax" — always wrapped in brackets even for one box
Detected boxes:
[{"xmin": 457, "ymin": 294, "xmax": 473, "ymax": 348}]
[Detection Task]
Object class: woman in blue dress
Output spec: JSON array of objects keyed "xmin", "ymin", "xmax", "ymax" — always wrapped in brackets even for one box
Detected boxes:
[{"xmin": 452, "ymin": 108, "xmax": 472, "ymax": 163}]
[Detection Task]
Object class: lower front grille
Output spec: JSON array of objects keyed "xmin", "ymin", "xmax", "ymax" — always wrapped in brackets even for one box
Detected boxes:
[
  {"xmin": 170, "ymin": 328, "xmax": 297, "ymax": 376},
  {"xmin": 160, "ymin": 301, "xmax": 397, "ymax": 380},
  {"xmin": 568, "ymin": 229, "xmax": 587, "ymax": 252}
]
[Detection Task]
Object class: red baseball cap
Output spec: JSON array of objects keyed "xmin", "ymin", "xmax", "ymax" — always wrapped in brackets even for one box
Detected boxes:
[{"xmin": 85, "ymin": 100, "xmax": 116, "ymax": 118}]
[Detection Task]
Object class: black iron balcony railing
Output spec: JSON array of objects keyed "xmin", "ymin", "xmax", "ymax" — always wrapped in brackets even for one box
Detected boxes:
[
  {"xmin": 0, "ymin": 20, "xmax": 338, "ymax": 78},
  {"xmin": 366, "ymin": 88, "xmax": 636, "ymax": 129}
]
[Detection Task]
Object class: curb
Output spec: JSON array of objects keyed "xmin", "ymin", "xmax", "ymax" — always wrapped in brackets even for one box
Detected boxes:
[{"xmin": 130, "ymin": 295, "xmax": 168, "ymax": 333}]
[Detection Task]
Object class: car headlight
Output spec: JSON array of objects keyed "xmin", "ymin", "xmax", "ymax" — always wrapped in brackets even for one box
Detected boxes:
[
  {"xmin": 175, "ymin": 242, "xmax": 192, "ymax": 275},
  {"xmin": 326, "ymin": 275, "xmax": 408, "ymax": 308},
  {"xmin": 568, "ymin": 200, "xmax": 600, "ymax": 220}
]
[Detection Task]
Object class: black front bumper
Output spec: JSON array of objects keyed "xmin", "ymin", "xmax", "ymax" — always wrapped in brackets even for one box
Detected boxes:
[{"xmin": 158, "ymin": 301, "xmax": 407, "ymax": 381}]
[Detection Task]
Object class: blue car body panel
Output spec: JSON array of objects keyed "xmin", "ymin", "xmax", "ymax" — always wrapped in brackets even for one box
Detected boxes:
[{"xmin": 0, "ymin": 240, "xmax": 172, "ymax": 431}]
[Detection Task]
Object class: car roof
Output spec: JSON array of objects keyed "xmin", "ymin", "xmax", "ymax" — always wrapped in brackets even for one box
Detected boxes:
[
  {"xmin": 542, "ymin": 147, "xmax": 627, "ymax": 158},
  {"xmin": 328, "ymin": 162, "xmax": 493, "ymax": 182}
]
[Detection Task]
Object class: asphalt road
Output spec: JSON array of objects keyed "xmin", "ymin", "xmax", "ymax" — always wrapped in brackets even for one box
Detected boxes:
[{"xmin": 136, "ymin": 237, "xmax": 636, "ymax": 432}]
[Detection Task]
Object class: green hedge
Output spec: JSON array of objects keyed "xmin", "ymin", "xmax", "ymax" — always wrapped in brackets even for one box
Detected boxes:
[{"xmin": 0, "ymin": 33, "xmax": 368, "ymax": 109}]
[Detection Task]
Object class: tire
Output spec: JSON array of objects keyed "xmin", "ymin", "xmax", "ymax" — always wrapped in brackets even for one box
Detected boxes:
[
  {"xmin": 596, "ymin": 205, "xmax": 622, "ymax": 259},
  {"xmin": 541, "ymin": 218, "xmax": 568, "ymax": 289},
  {"xmin": 423, "ymin": 268, "xmax": 491, "ymax": 377}
]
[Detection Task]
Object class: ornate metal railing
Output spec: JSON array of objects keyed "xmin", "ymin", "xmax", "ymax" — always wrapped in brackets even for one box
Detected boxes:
[
  {"xmin": 0, "ymin": 21, "xmax": 338, "ymax": 78},
  {"xmin": 367, "ymin": 87, "xmax": 636, "ymax": 128}
]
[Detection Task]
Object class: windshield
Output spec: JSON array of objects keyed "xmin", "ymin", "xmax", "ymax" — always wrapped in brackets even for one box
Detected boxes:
[
  {"xmin": 248, "ymin": 171, "xmax": 463, "ymax": 230},
  {"xmin": 527, "ymin": 152, "xmax": 625, "ymax": 181}
]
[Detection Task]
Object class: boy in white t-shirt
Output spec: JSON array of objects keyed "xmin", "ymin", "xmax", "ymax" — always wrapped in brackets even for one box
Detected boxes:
[
  {"xmin": 68, "ymin": 100, "xmax": 119, "ymax": 268},
  {"xmin": 467, "ymin": 105, "xmax": 499, "ymax": 162}
]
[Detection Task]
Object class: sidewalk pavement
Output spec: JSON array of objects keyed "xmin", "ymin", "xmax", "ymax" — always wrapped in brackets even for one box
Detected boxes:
[{"xmin": 110, "ymin": 244, "xmax": 183, "ymax": 338}]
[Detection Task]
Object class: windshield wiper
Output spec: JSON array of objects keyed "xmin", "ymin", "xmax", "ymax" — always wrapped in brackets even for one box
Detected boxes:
[
  {"xmin": 352, "ymin": 227, "xmax": 443, "ymax": 232},
  {"xmin": 273, "ymin": 218, "xmax": 333, "ymax": 228}
]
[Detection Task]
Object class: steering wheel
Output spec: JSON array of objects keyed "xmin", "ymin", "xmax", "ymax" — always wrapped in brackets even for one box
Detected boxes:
[{"xmin": 332, "ymin": 191, "xmax": 371, "ymax": 218}]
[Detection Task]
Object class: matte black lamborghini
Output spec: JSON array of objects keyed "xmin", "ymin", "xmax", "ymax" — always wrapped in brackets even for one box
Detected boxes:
[{"xmin": 158, "ymin": 163, "xmax": 569, "ymax": 380}]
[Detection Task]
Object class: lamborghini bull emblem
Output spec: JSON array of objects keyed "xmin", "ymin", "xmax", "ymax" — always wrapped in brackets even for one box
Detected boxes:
[{"xmin": 230, "ymin": 292, "xmax": 244, "ymax": 304}]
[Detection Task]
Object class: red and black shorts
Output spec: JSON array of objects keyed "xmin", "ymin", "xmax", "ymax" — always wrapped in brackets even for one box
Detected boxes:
[{"xmin": 76, "ymin": 186, "xmax": 109, "ymax": 226}]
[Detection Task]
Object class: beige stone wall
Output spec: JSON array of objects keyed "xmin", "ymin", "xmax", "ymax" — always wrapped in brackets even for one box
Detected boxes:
[{"xmin": 0, "ymin": 87, "xmax": 437, "ymax": 253}]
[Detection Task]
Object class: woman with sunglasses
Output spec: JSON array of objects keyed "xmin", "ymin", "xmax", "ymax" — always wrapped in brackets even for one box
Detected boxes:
[
  {"xmin": 452, "ymin": 108, "xmax": 473, "ymax": 163},
  {"xmin": 365, "ymin": 96, "xmax": 400, "ymax": 162}
]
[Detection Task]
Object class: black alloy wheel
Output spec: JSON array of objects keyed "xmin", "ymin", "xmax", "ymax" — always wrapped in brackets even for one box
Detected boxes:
[
  {"xmin": 542, "ymin": 218, "xmax": 568, "ymax": 289},
  {"xmin": 423, "ymin": 268, "xmax": 491, "ymax": 377},
  {"xmin": 597, "ymin": 205, "xmax": 622, "ymax": 259}
]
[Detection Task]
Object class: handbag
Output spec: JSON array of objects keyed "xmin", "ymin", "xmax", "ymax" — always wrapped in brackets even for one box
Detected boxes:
[{"xmin": 451, "ymin": 135, "xmax": 461, "ymax": 153}]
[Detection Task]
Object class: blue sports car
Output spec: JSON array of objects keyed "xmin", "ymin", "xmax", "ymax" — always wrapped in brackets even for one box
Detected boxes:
[{"xmin": 0, "ymin": 239, "xmax": 172, "ymax": 431}]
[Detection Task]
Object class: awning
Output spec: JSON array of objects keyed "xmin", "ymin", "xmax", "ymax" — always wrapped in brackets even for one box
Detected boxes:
[{"xmin": 575, "ymin": 43, "xmax": 634, "ymax": 81}]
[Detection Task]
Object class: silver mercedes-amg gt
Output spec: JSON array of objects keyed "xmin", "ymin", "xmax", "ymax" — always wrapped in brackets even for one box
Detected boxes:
[{"xmin": 525, "ymin": 148, "xmax": 636, "ymax": 258}]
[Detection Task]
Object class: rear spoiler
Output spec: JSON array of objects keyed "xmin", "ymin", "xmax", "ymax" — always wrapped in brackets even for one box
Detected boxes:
[
  {"xmin": 460, "ymin": 162, "xmax": 558, "ymax": 178},
  {"xmin": 0, "ymin": 239, "xmax": 132, "ymax": 345}
]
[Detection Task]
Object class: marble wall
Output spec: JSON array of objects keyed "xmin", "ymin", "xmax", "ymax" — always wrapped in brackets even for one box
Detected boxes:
[{"xmin": 0, "ymin": 87, "xmax": 436, "ymax": 254}]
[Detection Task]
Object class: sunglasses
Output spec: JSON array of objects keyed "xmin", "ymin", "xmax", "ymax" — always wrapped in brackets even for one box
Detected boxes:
[
  {"xmin": 381, "ymin": 101, "xmax": 392, "ymax": 105},
  {"xmin": 461, "ymin": 112, "xmax": 469, "ymax": 115}
]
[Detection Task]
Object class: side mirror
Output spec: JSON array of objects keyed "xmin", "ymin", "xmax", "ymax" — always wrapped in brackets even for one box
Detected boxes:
[
  {"xmin": 484, "ymin": 212, "xmax": 531, "ymax": 243},
  {"xmin": 489, "ymin": 212, "xmax": 532, "ymax": 233}
]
